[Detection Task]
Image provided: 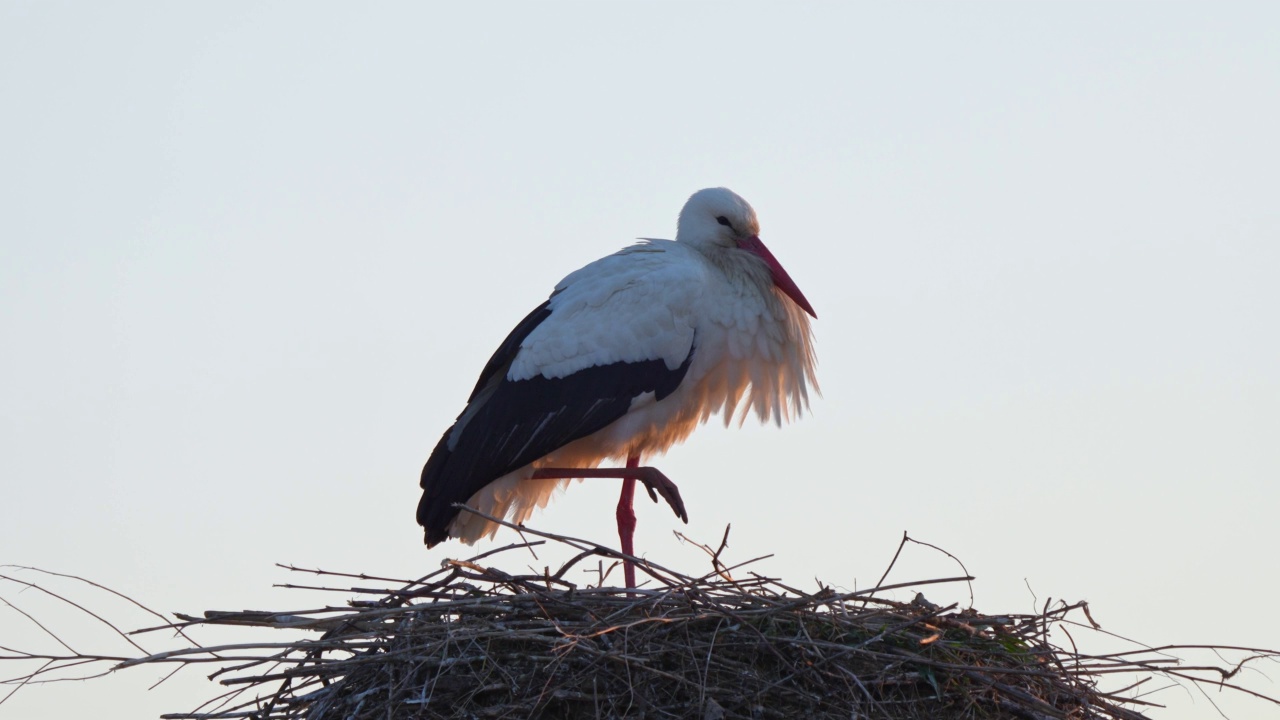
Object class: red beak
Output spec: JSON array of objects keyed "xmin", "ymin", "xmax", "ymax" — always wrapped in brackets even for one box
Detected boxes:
[{"xmin": 738, "ymin": 235, "xmax": 817, "ymax": 319}]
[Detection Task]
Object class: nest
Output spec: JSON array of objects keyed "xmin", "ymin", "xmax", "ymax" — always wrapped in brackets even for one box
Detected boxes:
[{"xmin": 4, "ymin": 513, "xmax": 1277, "ymax": 719}]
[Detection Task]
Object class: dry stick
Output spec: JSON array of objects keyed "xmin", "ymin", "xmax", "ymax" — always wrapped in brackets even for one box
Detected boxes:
[
  {"xmin": 272, "ymin": 540, "xmax": 549, "ymax": 610},
  {"xmin": 116, "ymin": 639, "xmax": 380, "ymax": 670},
  {"xmin": 0, "ymin": 658, "xmax": 53, "ymax": 709},
  {"xmin": 836, "ymin": 664, "xmax": 896, "ymax": 720},
  {"xmin": 1163, "ymin": 666, "xmax": 1280, "ymax": 707},
  {"xmin": 449, "ymin": 504, "xmax": 693, "ymax": 588},
  {"xmin": 273, "ymin": 565, "xmax": 430, "ymax": 585},
  {"xmin": 3, "ymin": 659, "xmax": 122, "ymax": 685},
  {"xmin": 0, "ymin": 574, "xmax": 150, "ymax": 655},
  {"xmin": 3, "ymin": 566, "xmax": 204, "ymax": 650},
  {"xmin": 0, "ymin": 596, "xmax": 79, "ymax": 655},
  {"xmin": 674, "ymin": 524, "xmax": 733, "ymax": 581},
  {"xmin": 864, "ymin": 530, "xmax": 911, "ymax": 605},
  {"xmin": 860, "ymin": 532, "xmax": 978, "ymax": 610},
  {"xmin": 144, "ymin": 658, "xmax": 189, "ymax": 690},
  {"xmin": 902, "ymin": 534, "xmax": 975, "ymax": 608},
  {"xmin": 1078, "ymin": 643, "xmax": 1280, "ymax": 665},
  {"xmin": 547, "ymin": 547, "xmax": 608, "ymax": 584}
]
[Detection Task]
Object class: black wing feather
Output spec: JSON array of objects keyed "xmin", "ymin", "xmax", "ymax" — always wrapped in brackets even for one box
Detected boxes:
[{"xmin": 417, "ymin": 302, "xmax": 695, "ymax": 546}]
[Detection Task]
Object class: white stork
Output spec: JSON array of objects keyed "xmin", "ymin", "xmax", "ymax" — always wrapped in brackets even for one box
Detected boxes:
[{"xmin": 417, "ymin": 187, "xmax": 818, "ymax": 586}]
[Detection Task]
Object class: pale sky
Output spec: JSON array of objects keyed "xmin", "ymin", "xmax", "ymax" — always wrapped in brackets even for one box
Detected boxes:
[{"xmin": 2, "ymin": 3, "xmax": 1278, "ymax": 719}]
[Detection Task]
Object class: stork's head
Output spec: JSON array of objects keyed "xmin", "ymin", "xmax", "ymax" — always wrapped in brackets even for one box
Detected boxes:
[{"xmin": 676, "ymin": 187, "xmax": 817, "ymax": 318}]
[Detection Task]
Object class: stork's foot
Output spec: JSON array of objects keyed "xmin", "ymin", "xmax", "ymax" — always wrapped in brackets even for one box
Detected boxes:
[
  {"xmin": 630, "ymin": 467, "xmax": 688, "ymax": 524},
  {"xmin": 530, "ymin": 465, "xmax": 689, "ymax": 523}
]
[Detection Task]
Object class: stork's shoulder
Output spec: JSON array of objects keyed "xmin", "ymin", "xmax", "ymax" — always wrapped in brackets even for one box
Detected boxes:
[
  {"xmin": 552, "ymin": 240, "xmax": 709, "ymax": 295},
  {"xmin": 509, "ymin": 241, "xmax": 710, "ymax": 381}
]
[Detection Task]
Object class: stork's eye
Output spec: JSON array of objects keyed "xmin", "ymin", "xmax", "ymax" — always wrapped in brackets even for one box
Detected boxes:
[{"xmin": 716, "ymin": 216, "xmax": 732, "ymax": 228}]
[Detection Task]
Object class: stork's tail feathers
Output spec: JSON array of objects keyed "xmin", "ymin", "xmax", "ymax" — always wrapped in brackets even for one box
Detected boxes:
[
  {"xmin": 417, "ymin": 432, "xmax": 456, "ymax": 547},
  {"xmin": 417, "ymin": 430, "xmax": 568, "ymax": 548}
]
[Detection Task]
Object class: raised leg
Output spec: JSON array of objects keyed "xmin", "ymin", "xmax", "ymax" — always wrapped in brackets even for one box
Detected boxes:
[
  {"xmin": 529, "ymin": 465, "xmax": 687, "ymax": 522},
  {"xmin": 530, "ymin": 459, "xmax": 689, "ymax": 588}
]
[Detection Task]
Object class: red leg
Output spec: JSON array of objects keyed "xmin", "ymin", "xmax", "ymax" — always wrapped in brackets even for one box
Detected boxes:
[
  {"xmin": 617, "ymin": 455, "xmax": 639, "ymax": 588},
  {"xmin": 530, "ymin": 458, "xmax": 689, "ymax": 589}
]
